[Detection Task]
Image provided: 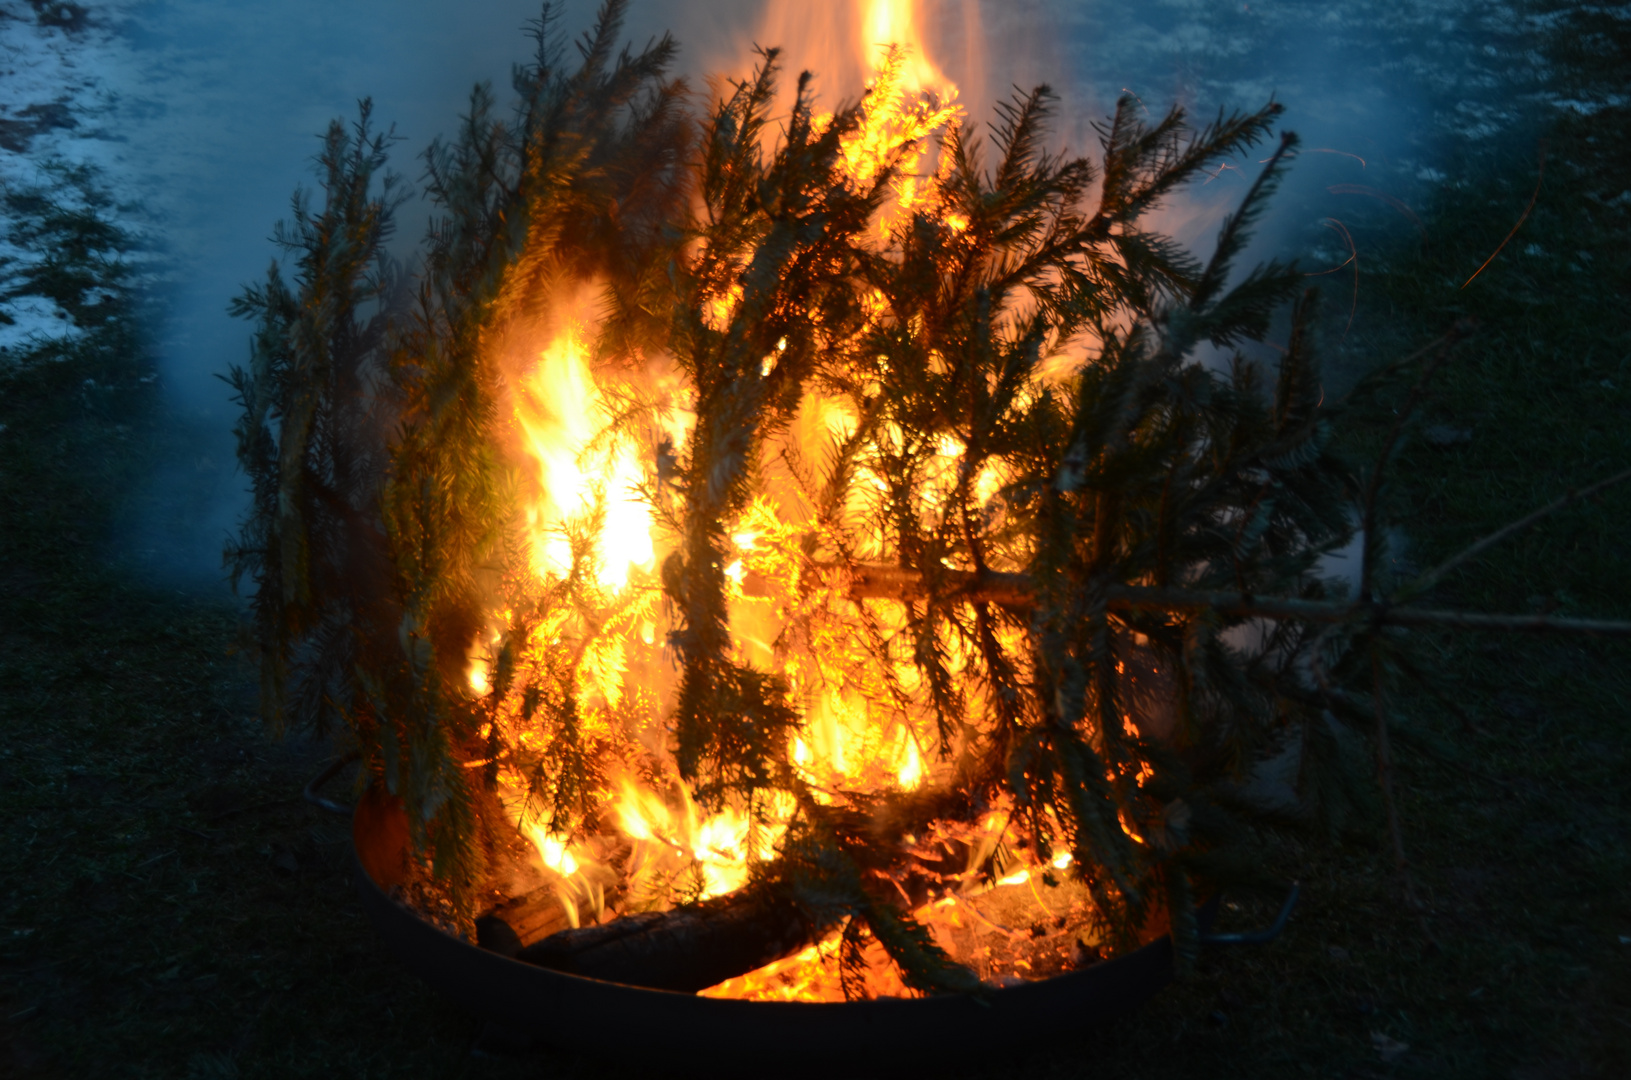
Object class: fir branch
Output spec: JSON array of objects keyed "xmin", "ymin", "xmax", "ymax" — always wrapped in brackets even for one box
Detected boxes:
[{"xmin": 1187, "ymin": 130, "xmax": 1298, "ymax": 316}]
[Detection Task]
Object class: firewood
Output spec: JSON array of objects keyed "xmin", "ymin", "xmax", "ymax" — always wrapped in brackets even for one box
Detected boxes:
[
  {"xmin": 475, "ymin": 888, "xmax": 575, "ymax": 958},
  {"xmin": 516, "ymin": 889, "xmax": 815, "ymax": 992}
]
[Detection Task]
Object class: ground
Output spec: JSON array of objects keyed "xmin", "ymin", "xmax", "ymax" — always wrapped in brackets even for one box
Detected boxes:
[{"xmin": 1, "ymin": 2, "xmax": 1629, "ymax": 1077}]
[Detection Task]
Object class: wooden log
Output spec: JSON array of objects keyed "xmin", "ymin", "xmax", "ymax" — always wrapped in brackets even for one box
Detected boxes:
[
  {"xmin": 516, "ymin": 889, "xmax": 815, "ymax": 993},
  {"xmin": 475, "ymin": 887, "xmax": 576, "ymax": 959}
]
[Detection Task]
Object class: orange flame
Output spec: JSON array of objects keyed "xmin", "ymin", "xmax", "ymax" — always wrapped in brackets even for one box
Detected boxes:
[
  {"xmin": 514, "ymin": 325, "xmax": 655, "ymax": 587},
  {"xmin": 472, "ymin": 0, "xmax": 1095, "ymax": 1001},
  {"xmin": 861, "ymin": 0, "xmax": 951, "ymax": 94}
]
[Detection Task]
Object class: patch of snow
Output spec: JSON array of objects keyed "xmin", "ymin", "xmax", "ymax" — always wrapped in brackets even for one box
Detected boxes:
[
  {"xmin": 1548, "ymin": 94, "xmax": 1629, "ymax": 117},
  {"xmin": 0, "ymin": 1, "xmax": 147, "ymax": 357},
  {"xmin": 0, "ymin": 292, "xmax": 83, "ymax": 352}
]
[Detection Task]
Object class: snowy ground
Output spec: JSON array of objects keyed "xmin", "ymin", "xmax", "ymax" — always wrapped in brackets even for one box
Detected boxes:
[
  {"xmin": 0, "ymin": 1, "xmax": 143, "ymax": 353},
  {"xmin": 0, "ymin": 0, "xmax": 1598, "ymax": 582},
  {"xmin": 0, "ymin": 0, "xmax": 1583, "ymax": 364}
]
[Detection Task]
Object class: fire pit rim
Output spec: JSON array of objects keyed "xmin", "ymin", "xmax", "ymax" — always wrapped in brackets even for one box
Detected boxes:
[{"xmin": 351, "ymin": 803, "xmax": 1210, "ymax": 1068}]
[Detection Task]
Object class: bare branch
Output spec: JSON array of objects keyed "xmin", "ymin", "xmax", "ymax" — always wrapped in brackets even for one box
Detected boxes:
[
  {"xmin": 1331, "ymin": 325, "xmax": 1466, "ymax": 409},
  {"xmin": 766, "ymin": 563, "xmax": 1631, "ymax": 636},
  {"xmin": 1397, "ymin": 464, "xmax": 1631, "ymax": 604},
  {"xmin": 1369, "ymin": 650, "xmax": 1414, "ymax": 898},
  {"xmin": 1370, "ymin": 609, "xmax": 1631, "ymax": 635},
  {"xmin": 1359, "ymin": 326, "xmax": 1469, "ymax": 598}
]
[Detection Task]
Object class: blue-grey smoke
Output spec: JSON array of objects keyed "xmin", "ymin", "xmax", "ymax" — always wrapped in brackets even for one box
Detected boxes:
[{"xmin": 104, "ymin": 0, "xmax": 1534, "ymax": 590}]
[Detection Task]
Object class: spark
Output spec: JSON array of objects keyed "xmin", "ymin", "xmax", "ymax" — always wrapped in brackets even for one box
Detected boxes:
[
  {"xmin": 1119, "ymin": 88, "xmax": 1151, "ymax": 119},
  {"xmin": 1327, "ymin": 184, "xmax": 1424, "ymax": 238},
  {"xmin": 1263, "ymin": 147, "xmax": 1366, "ymax": 169},
  {"xmin": 1462, "ymin": 142, "xmax": 1547, "ymax": 290},
  {"xmin": 1305, "ymin": 218, "xmax": 1359, "ymax": 336}
]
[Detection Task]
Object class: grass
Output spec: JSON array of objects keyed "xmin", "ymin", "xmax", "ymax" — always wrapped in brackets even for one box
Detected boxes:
[{"xmin": 2, "ymin": 5, "xmax": 1628, "ymax": 1077}]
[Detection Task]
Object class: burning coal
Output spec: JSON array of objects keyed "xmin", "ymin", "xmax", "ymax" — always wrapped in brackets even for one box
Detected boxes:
[{"xmin": 229, "ymin": 0, "xmax": 1360, "ymax": 1000}]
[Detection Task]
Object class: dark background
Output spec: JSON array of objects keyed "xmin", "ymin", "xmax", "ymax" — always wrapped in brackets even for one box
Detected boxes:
[{"xmin": 1, "ymin": 1, "xmax": 1627, "ymax": 1076}]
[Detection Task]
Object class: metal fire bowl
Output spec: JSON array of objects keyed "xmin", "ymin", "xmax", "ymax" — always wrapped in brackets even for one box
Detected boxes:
[{"xmin": 351, "ymin": 792, "xmax": 1214, "ymax": 1074}]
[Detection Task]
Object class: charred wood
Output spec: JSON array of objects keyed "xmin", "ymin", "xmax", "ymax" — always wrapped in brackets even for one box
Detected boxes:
[
  {"xmin": 475, "ymin": 887, "xmax": 575, "ymax": 958},
  {"xmin": 516, "ymin": 888, "xmax": 816, "ymax": 993}
]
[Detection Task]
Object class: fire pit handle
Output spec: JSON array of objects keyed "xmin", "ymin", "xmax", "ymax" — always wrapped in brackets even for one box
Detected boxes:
[
  {"xmin": 304, "ymin": 752, "xmax": 359, "ymax": 816},
  {"xmin": 1197, "ymin": 881, "xmax": 1300, "ymax": 946}
]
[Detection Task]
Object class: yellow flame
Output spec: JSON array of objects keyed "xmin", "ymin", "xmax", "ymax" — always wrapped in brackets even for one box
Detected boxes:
[
  {"xmin": 476, "ymin": 2, "xmax": 1097, "ymax": 1004},
  {"xmin": 613, "ymin": 776, "xmax": 767, "ymax": 900},
  {"xmin": 515, "ymin": 327, "xmax": 655, "ymax": 587},
  {"xmin": 465, "ymin": 656, "xmax": 490, "ymax": 697},
  {"xmin": 896, "ymin": 729, "xmax": 923, "ymax": 789},
  {"xmin": 862, "ymin": 0, "xmax": 948, "ymax": 94},
  {"xmin": 522, "ymin": 821, "xmax": 580, "ymax": 878}
]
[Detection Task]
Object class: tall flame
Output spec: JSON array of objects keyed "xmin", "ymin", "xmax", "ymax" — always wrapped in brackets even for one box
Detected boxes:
[
  {"xmin": 861, "ymin": 0, "xmax": 950, "ymax": 94},
  {"xmin": 514, "ymin": 326, "xmax": 654, "ymax": 587},
  {"xmin": 474, "ymin": 0, "xmax": 1087, "ymax": 1003},
  {"xmin": 751, "ymin": 0, "xmax": 980, "ymax": 107}
]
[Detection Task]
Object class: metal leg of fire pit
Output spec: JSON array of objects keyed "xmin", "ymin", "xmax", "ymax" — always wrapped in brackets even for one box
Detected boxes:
[
  {"xmin": 1198, "ymin": 882, "xmax": 1300, "ymax": 946},
  {"xmin": 303, "ymin": 751, "xmax": 359, "ymax": 816}
]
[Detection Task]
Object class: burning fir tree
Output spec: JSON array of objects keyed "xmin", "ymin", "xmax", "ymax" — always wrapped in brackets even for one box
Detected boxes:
[{"xmin": 225, "ymin": 2, "xmax": 1631, "ymax": 999}]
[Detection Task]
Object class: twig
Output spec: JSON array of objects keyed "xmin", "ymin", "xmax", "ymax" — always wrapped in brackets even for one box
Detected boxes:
[
  {"xmin": 1398, "ymin": 464, "xmax": 1631, "ymax": 604},
  {"xmin": 1462, "ymin": 141, "xmax": 1546, "ymax": 289},
  {"xmin": 951, "ymin": 893, "xmax": 1021, "ymax": 937},
  {"xmin": 1025, "ymin": 874, "xmax": 1056, "ymax": 917},
  {"xmin": 1396, "ymin": 729, "xmax": 1511, "ymax": 791},
  {"xmin": 132, "ymin": 850, "xmax": 177, "ymax": 871},
  {"xmin": 1370, "ymin": 651, "xmax": 1430, "ymax": 935},
  {"xmin": 1368, "ymin": 609, "xmax": 1631, "ymax": 634},
  {"xmin": 1277, "ymin": 680, "xmax": 1508, "ymax": 789},
  {"xmin": 1390, "ymin": 649, "xmax": 1484, "ymax": 736},
  {"xmin": 1335, "ymin": 328, "xmax": 1463, "ymax": 408},
  {"xmin": 303, "ymin": 751, "xmax": 360, "ymax": 816},
  {"xmin": 1360, "ymin": 328, "xmax": 1466, "ymax": 599},
  {"xmin": 1105, "ymin": 591, "xmax": 1631, "ymax": 634}
]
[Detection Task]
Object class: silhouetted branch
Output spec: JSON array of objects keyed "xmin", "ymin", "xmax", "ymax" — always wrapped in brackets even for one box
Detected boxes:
[
  {"xmin": 771, "ymin": 564, "xmax": 1631, "ymax": 635},
  {"xmin": 1398, "ymin": 464, "xmax": 1631, "ymax": 603}
]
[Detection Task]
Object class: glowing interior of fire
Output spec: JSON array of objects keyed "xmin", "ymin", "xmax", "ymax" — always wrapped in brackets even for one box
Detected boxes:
[{"xmin": 467, "ymin": 0, "xmax": 1111, "ymax": 1001}]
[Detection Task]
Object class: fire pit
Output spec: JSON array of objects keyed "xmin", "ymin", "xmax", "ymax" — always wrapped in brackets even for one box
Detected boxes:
[
  {"xmin": 348, "ymin": 783, "xmax": 1286, "ymax": 1069},
  {"xmin": 231, "ymin": 0, "xmax": 1329, "ymax": 1041}
]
